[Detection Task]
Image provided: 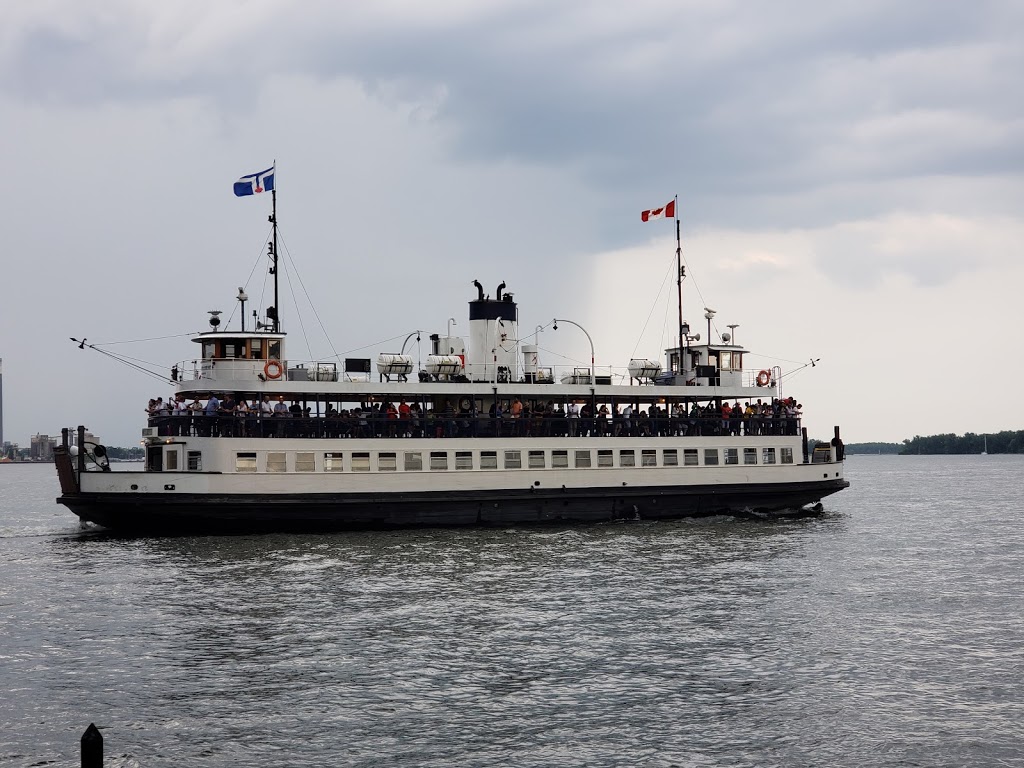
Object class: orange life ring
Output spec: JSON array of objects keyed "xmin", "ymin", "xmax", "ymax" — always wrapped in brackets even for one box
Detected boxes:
[
  {"xmin": 756, "ymin": 369, "xmax": 771, "ymax": 387},
  {"xmin": 264, "ymin": 360, "xmax": 283, "ymax": 380}
]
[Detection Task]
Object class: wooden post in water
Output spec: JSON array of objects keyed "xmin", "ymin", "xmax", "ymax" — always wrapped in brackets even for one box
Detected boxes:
[{"xmin": 81, "ymin": 723, "xmax": 102, "ymax": 768}]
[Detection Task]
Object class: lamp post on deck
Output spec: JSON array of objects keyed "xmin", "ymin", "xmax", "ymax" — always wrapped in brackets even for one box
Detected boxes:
[{"xmin": 552, "ymin": 318, "xmax": 595, "ymax": 378}]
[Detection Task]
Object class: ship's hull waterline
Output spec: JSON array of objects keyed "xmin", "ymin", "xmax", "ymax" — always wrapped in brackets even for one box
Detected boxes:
[{"xmin": 59, "ymin": 477, "xmax": 849, "ymax": 533}]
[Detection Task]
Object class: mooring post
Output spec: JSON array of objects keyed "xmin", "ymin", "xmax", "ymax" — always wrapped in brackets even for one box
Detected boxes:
[{"xmin": 81, "ymin": 723, "xmax": 102, "ymax": 768}]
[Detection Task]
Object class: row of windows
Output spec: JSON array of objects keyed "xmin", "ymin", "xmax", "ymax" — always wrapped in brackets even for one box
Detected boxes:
[{"xmin": 233, "ymin": 446, "xmax": 795, "ymax": 473}]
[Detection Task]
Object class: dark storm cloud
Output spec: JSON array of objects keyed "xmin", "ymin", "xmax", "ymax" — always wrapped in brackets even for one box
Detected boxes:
[{"xmin": 7, "ymin": 1, "xmax": 1020, "ymax": 216}]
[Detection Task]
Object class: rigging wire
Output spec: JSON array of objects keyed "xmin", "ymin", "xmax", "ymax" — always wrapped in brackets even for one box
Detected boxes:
[
  {"xmin": 630, "ymin": 252, "xmax": 677, "ymax": 360},
  {"xmin": 91, "ymin": 332, "xmax": 199, "ymax": 346},
  {"xmin": 225, "ymin": 231, "xmax": 272, "ymax": 328},
  {"xmin": 277, "ymin": 226, "xmax": 341, "ymax": 363},
  {"xmin": 277, "ymin": 248, "xmax": 313, "ymax": 361},
  {"xmin": 69, "ymin": 338, "xmax": 172, "ymax": 384}
]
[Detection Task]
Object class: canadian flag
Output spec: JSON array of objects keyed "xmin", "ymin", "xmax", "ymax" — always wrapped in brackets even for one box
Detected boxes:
[{"xmin": 641, "ymin": 200, "xmax": 675, "ymax": 222}]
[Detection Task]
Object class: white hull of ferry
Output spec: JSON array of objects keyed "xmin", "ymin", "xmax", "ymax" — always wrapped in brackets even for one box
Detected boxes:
[{"xmin": 57, "ymin": 435, "xmax": 848, "ymax": 532}]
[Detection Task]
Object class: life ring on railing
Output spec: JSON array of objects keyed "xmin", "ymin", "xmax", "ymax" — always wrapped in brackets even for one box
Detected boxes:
[
  {"xmin": 756, "ymin": 369, "xmax": 771, "ymax": 387},
  {"xmin": 264, "ymin": 360, "xmax": 284, "ymax": 380}
]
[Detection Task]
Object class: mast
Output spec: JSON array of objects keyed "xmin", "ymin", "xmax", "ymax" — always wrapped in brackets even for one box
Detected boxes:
[
  {"xmin": 271, "ymin": 184, "xmax": 279, "ymax": 333},
  {"xmin": 675, "ymin": 196, "xmax": 685, "ymax": 379}
]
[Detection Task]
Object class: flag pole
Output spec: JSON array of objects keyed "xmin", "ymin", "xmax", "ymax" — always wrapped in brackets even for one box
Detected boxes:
[
  {"xmin": 675, "ymin": 195, "xmax": 685, "ymax": 381},
  {"xmin": 272, "ymin": 160, "xmax": 280, "ymax": 331}
]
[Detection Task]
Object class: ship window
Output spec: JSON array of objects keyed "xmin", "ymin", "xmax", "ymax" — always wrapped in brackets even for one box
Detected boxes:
[
  {"xmin": 325, "ymin": 452, "xmax": 344, "ymax": 472},
  {"xmin": 404, "ymin": 452, "xmax": 422, "ymax": 471},
  {"xmin": 743, "ymin": 448, "xmax": 757, "ymax": 465},
  {"xmin": 504, "ymin": 450, "xmax": 522, "ymax": 469},
  {"xmin": 236, "ymin": 452, "xmax": 257, "ymax": 473},
  {"xmin": 528, "ymin": 451, "xmax": 546, "ymax": 469},
  {"xmin": 781, "ymin": 447, "xmax": 794, "ymax": 464},
  {"xmin": 165, "ymin": 449, "xmax": 179, "ymax": 471},
  {"xmin": 552, "ymin": 450, "xmax": 569, "ymax": 469},
  {"xmin": 378, "ymin": 452, "xmax": 397, "ymax": 472},
  {"xmin": 481, "ymin": 451, "xmax": 498, "ymax": 470},
  {"xmin": 352, "ymin": 452, "xmax": 371, "ymax": 472},
  {"xmin": 268, "ymin": 340, "xmax": 281, "ymax": 359},
  {"xmin": 597, "ymin": 450, "xmax": 613, "ymax": 468},
  {"xmin": 663, "ymin": 449, "xmax": 678, "ymax": 467},
  {"xmin": 223, "ymin": 342, "xmax": 240, "ymax": 359},
  {"xmin": 187, "ymin": 451, "xmax": 202, "ymax": 471},
  {"xmin": 575, "ymin": 450, "xmax": 592, "ymax": 468},
  {"xmin": 762, "ymin": 448, "xmax": 777, "ymax": 465},
  {"xmin": 430, "ymin": 452, "xmax": 448, "ymax": 471},
  {"xmin": 683, "ymin": 449, "xmax": 699, "ymax": 466},
  {"xmin": 720, "ymin": 351, "xmax": 732, "ymax": 370},
  {"xmin": 267, "ymin": 452, "xmax": 287, "ymax": 473},
  {"xmin": 455, "ymin": 451, "xmax": 473, "ymax": 470},
  {"xmin": 250, "ymin": 339, "xmax": 263, "ymax": 359},
  {"xmin": 203, "ymin": 341, "xmax": 216, "ymax": 359},
  {"xmin": 725, "ymin": 448, "xmax": 739, "ymax": 466},
  {"xmin": 296, "ymin": 452, "xmax": 315, "ymax": 472},
  {"xmin": 619, "ymin": 450, "xmax": 635, "ymax": 467},
  {"xmin": 641, "ymin": 449, "xmax": 657, "ymax": 467},
  {"xmin": 704, "ymin": 449, "xmax": 719, "ymax": 466}
]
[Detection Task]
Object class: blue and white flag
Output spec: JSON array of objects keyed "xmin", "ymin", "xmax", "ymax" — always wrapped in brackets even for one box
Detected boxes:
[{"xmin": 233, "ymin": 166, "xmax": 275, "ymax": 196}]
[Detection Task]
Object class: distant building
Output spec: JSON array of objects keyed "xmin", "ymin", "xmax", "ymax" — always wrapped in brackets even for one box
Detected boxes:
[{"xmin": 30, "ymin": 434, "xmax": 57, "ymax": 461}]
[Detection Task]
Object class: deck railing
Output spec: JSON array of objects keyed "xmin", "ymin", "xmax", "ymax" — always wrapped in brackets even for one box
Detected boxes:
[{"xmin": 146, "ymin": 413, "xmax": 802, "ymax": 440}]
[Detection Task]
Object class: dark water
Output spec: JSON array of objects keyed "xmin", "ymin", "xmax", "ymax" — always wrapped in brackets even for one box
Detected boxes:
[{"xmin": 1, "ymin": 457, "xmax": 1022, "ymax": 767}]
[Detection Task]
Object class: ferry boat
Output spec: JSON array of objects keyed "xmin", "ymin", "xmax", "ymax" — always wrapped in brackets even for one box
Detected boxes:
[{"xmin": 55, "ymin": 194, "xmax": 849, "ymax": 533}]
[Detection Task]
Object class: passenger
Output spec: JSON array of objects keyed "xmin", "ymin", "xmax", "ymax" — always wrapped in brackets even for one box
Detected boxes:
[
  {"xmin": 567, "ymin": 401, "xmax": 579, "ymax": 437},
  {"xmin": 510, "ymin": 397, "xmax": 523, "ymax": 436},
  {"xmin": 398, "ymin": 399, "xmax": 411, "ymax": 437},
  {"xmin": 187, "ymin": 397, "xmax": 203, "ymax": 436},
  {"xmin": 219, "ymin": 393, "xmax": 237, "ymax": 437},
  {"xmin": 204, "ymin": 393, "xmax": 220, "ymax": 437}
]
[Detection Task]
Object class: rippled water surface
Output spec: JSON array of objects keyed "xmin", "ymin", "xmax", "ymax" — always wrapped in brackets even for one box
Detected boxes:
[{"xmin": 2, "ymin": 458, "xmax": 1023, "ymax": 767}]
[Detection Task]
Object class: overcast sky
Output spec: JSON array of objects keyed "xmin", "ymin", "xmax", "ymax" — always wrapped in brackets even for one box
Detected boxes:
[{"xmin": 2, "ymin": 0, "xmax": 1022, "ymax": 447}]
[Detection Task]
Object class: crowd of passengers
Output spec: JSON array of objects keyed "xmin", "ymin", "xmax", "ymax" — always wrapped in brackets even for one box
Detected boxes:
[{"xmin": 147, "ymin": 393, "xmax": 803, "ymax": 439}]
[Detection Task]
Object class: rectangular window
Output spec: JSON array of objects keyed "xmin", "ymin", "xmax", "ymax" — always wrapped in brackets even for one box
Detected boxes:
[
  {"xmin": 683, "ymin": 449, "xmax": 699, "ymax": 466},
  {"xmin": 743, "ymin": 447, "xmax": 758, "ymax": 465},
  {"xmin": 504, "ymin": 450, "xmax": 522, "ymax": 469},
  {"xmin": 404, "ymin": 452, "xmax": 422, "ymax": 471},
  {"xmin": 352, "ymin": 452, "xmax": 371, "ymax": 472},
  {"xmin": 704, "ymin": 449, "xmax": 719, "ymax": 466},
  {"xmin": 663, "ymin": 449, "xmax": 678, "ymax": 467},
  {"xmin": 430, "ymin": 451, "xmax": 448, "ymax": 471},
  {"xmin": 552, "ymin": 450, "xmax": 569, "ymax": 469},
  {"xmin": 619, "ymin": 450, "xmax": 636, "ymax": 467},
  {"xmin": 187, "ymin": 451, "xmax": 202, "ymax": 471},
  {"xmin": 598, "ymin": 450, "xmax": 614, "ymax": 468},
  {"xmin": 295, "ymin": 452, "xmax": 315, "ymax": 472},
  {"xmin": 378, "ymin": 452, "xmax": 397, "ymax": 472},
  {"xmin": 641, "ymin": 449, "xmax": 657, "ymax": 467},
  {"xmin": 781, "ymin": 447, "xmax": 794, "ymax": 464},
  {"xmin": 324, "ymin": 452, "xmax": 344, "ymax": 472},
  {"xmin": 267, "ymin": 452, "xmax": 287, "ymax": 473},
  {"xmin": 455, "ymin": 451, "xmax": 473, "ymax": 470},
  {"xmin": 528, "ymin": 450, "xmax": 546, "ymax": 469},
  {"xmin": 725, "ymin": 448, "xmax": 739, "ymax": 466},
  {"xmin": 575, "ymin": 450, "xmax": 592, "ymax": 468},
  {"xmin": 480, "ymin": 451, "xmax": 498, "ymax": 470},
  {"xmin": 762, "ymin": 448, "xmax": 777, "ymax": 465},
  {"xmin": 720, "ymin": 350, "xmax": 732, "ymax": 370},
  {"xmin": 165, "ymin": 449, "xmax": 179, "ymax": 471}
]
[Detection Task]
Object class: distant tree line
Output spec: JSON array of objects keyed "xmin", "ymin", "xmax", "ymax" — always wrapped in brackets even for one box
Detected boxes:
[
  {"xmin": 844, "ymin": 442, "xmax": 901, "ymax": 454},
  {"xmin": 106, "ymin": 446, "xmax": 145, "ymax": 460},
  {"xmin": 900, "ymin": 431, "xmax": 1024, "ymax": 455}
]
